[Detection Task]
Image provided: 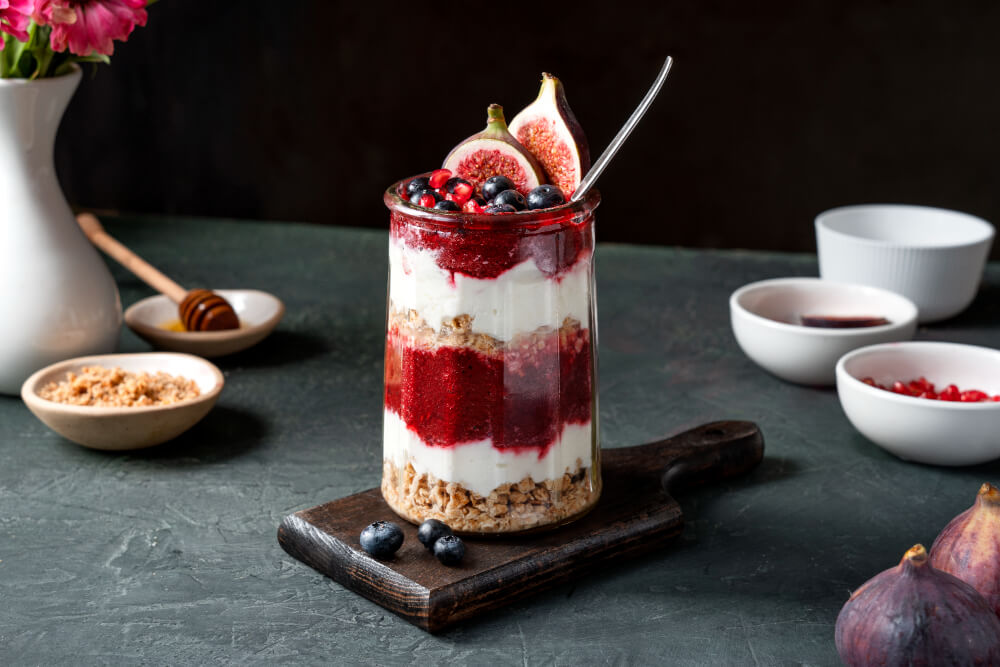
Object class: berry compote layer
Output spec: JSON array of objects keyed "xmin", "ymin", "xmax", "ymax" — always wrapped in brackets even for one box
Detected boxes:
[{"xmin": 382, "ymin": 180, "xmax": 601, "ymax": 533}]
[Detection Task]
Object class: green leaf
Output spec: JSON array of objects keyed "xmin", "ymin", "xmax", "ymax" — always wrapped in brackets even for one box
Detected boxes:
[
  {"xmin": 70, "ymin": 54, "xmax": 112, "ymax": 65},
  {"xmin": 1, "ymin": 22, "xmax": 34, "ymax": 78}
]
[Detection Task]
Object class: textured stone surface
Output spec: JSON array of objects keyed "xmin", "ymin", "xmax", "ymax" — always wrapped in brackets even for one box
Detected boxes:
[{"xmin": 2, "ymin": 216, "xmax": 998, "ymax": 665}]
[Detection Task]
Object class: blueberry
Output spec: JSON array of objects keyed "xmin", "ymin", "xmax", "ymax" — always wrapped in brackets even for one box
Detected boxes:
[
  {"xmin": 433, "ymin": 534, "xmax": 465, "ymax": 565},
  {"xmin": 359, "ymin": 521, "xmax": 404, "ymax": 559},
  {"xmin": 405, "ymin": 176, "xmax": 430, "ymax": 197},
  {"xmin": 526, "ymin": 184, "xmax": 566, "ymax": 210},
  {"xmin": 409, "ymin": 188, "xmax": 442, "ymax": 206},
  {"xmin": 491, "ymin": 189, "xmax": 526, "ymax": 211},
  {"xmin": 434, "ymin": 200, "xmax": 460, "ymax": 212},
  {"xmin": 472, "ymin": 194, "xmax": 487, "ymax": 206},
  {"xmin": 484, "ymin": 203, "xmax": 517, "ymax": 214},
  {"xmin": 417, "ymin": 519, "xmax": 453, "ymax": 549},
  {"xmin": 481, "ymin": 175, "xmax": 516, "ymax": 201},
  {"xmin": 444, "ymin": 177, "xmax": 472, "ymax": 194}
]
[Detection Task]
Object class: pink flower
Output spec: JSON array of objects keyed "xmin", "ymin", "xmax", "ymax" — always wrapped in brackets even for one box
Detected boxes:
[
  {"xmin": 34, "ymin": 0, "xmax": 147, "ymax": 56},
  {"xmin": 0, "ymin": 0, "xmax": 33, "ymax": 50}
]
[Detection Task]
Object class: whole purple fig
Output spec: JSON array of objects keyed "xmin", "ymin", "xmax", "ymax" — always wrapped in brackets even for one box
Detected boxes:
[
  {"xmin": 930, "ymin": 482, "xmax": 1000, "ymax": 616},
  {"xmin": 835, "ymin": 544, "xmax": 1000, "ymax": 666}
]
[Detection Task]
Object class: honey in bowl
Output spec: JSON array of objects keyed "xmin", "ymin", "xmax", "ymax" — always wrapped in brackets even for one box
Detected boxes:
[{"xmin": 160, "ymin": 319, "xmax": 243, "ymax": 332}]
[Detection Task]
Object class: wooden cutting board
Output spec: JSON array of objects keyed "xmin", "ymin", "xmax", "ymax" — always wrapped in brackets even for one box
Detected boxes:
[{"xmin": 278, "ymin": 420, "xmax": 764, "ymax": 633}]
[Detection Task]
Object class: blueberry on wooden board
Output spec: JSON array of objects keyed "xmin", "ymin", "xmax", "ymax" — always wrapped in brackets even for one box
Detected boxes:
[
  {"xmin": 359, "ymin": 521, "xmax": 404, "ymax": 559},
  {"xmin": 433, "ymin": 535, "xmax": 465, "ymax": 565},
  {"xmin": 417, "ymin": 519, "xmax": 452, "ymax": 550}
]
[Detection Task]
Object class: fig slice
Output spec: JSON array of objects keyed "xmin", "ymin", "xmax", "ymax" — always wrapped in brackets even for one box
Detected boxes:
[
  {"xmin": 442, "ymin": 104, "xmax": 545, "ymax": 196},
  {"xmin": 509, "ymin": 72, "xmax": 591, "ymax": 197}
]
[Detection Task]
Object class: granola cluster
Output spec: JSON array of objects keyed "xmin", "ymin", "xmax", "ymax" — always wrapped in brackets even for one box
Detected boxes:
[
  {"xmin": 39, "ymin": 366, "xmax": 201, "ymax": 407},
  {"xmin": 381, "ymin": 460, "xmax": 599, "ymax": 533},
  {"xmin": 387, "ymin": 307, "xmax": 585, "ymax": 355}
]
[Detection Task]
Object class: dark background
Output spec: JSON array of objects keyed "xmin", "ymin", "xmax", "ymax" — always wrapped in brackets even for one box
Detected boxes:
[{"xmin": 56, "ymin": 1, "xmax": 1000, "ymax": 257}]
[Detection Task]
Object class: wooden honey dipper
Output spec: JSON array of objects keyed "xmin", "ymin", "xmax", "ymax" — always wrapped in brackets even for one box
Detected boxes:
[{"xmin": 77, "ymin": 213, "xmax": 240, "ymax": 331}]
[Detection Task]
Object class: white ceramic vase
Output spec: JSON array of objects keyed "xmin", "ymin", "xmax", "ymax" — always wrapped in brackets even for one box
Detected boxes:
[{"xmin": 0, "ymin": 67, "xmax": 121, "ymax": 394}]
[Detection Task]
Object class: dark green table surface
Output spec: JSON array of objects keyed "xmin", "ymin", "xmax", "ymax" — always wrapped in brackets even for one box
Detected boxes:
[{"xmin": 2, "ymin": 215, "xmax": 999, "ymax": 665}]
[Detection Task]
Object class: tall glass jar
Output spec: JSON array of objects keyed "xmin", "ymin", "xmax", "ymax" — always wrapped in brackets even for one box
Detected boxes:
[{"xmin": 381, "ymin": 180, "xmax": 601, "ymax": 534}]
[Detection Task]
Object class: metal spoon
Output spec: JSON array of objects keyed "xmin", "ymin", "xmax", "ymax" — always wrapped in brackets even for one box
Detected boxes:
[{"xmin": 571, "ymin": 56, "xmax": 674, "ymax": 202}]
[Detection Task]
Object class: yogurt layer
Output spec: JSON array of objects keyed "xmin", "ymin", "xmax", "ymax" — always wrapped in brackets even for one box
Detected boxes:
[
  {"xmin": 388, "ymin": 238, "xmax": 592, "ymax": 341},
  {"xmin": 383, "ymin": 409, "xmax": 593, "ymax": 498}
]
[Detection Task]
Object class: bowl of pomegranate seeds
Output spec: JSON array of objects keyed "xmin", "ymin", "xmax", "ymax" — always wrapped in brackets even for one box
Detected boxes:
[
  {"xmin": 816, "ymin": 204, "xmax": 994, "ymax": 323},
  {"xmin": 836, "ymin": 341, "xmax": 1000, "ymax": 466},
  {"xmin": 730, "ymin": 278, "xmax": 918, "ymax": 385}
]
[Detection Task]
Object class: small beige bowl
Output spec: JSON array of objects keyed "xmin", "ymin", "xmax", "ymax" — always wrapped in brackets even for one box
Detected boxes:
[
  {"xmin": 21, "ymin": 352, "xmax": 224, "ymax": 450},
  {"xmin": 125, "ymin": 289, "xmax": 284, "ymax": 358}
]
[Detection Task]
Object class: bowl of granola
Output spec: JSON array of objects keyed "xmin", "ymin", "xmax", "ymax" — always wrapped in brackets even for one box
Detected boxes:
[{"xmin": 21, "ymin": 352, "xmax": 224, "ymax": 450}]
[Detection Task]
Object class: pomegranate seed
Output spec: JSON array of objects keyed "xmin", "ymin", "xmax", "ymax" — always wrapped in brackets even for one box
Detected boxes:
[
  {"xmin": 417, "ymin": 193, "xmax": 436, "ymax": 208},
  {"xmin": 462, "ymin": 199, "xmax": 484, "ymax": 214},
  {"xmin": 866, "ymin": 377, "xmax": 1000, "ymax": 402},
  {"xmin": 453, "ymin": 182, "xmax": 474, "ymax": 202},
  {"xmin": 428, "ymin": 169, "xmax": 451, "ymax": 189},
  {"xmin": 939, "ymin": 384, "xmax": 960, "ymax": 401}
]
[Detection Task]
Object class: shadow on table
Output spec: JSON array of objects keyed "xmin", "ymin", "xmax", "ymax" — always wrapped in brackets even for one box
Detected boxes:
[
  {"xmin": 122, "ymin": 405, "xmax": 268, "ymax": 464},
  {"xmin": 214, "ymin": 330, "xmax": 330, "ymax": 369},
  {"xmin": 431, "ymin": 455, "xmax": 798, "ymax": 638}
]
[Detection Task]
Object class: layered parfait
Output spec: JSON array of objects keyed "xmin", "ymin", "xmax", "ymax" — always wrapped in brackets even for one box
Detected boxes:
[{"xmin": 382, "ymin": 74, "xmax": 601, "ymax": 533}]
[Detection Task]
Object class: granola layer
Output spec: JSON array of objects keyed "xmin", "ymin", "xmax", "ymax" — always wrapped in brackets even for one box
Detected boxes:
[
  {"xmin": 381, "ymin": 459, "xmax": 599, "ymax": 533},
  {"xmin": 387, "ymin": 306, "xmax": 586, "ymax": 355}
]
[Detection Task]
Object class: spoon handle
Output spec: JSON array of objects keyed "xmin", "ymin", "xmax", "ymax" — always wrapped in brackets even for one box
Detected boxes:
[
  {"xmin": 571, "ymin": 56, "xmax": 674, "ymax": 202},
  {"xmin": 77, "ymin": 213, "xmax": 189, "ymax": 304}
]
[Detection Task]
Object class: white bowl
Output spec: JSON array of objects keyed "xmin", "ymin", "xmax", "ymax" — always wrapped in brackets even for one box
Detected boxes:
[
  {"xmin": 816, "ymin": 204, "xmax": 994, "ymax": 323},
  {"xmin": 837, "ymin": 342, "xmax": 1000, "ymax": 466},
  {"xmin": 125, "ymin": 289, "xmax": 284, "ymax": 358},
  {"xmin": 730, "ymin": 278, "xmax": 918, "ymax": 385},
  {"xmin": 21, "ymin": 353, "xmax": 224, "ymax": 451}
]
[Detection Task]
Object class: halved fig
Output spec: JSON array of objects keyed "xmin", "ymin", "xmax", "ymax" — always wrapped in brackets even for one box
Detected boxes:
[
  {"xmin": 442, "ymin": 104, "xmax": 545, "ymax": 196},
  {"xmin": 509, "ymin": 72, "xmax": 591, "ymax": 197}
]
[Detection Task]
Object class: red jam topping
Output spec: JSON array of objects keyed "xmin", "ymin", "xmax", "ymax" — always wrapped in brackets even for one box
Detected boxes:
[{"xmin": 389, "ymin": 210, "xmax": 592, "ymax": 280}]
